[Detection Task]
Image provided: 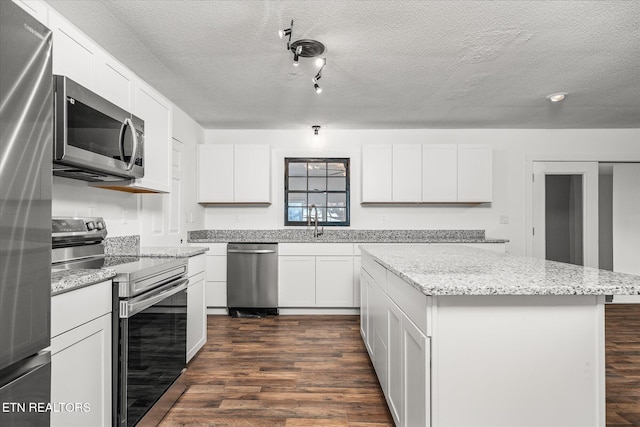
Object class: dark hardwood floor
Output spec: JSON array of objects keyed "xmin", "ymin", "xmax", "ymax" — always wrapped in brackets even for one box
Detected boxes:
[
  {"xmin": 161, "ymin": 305, "xmax": 640, "ymax": 426},
  {"xmin": 606, "ymin": 304, "xmax": 640, "ymax": 426},
  {"xmin": 160, "ymin": 315, "xmax": 393, "ymax": 426}
]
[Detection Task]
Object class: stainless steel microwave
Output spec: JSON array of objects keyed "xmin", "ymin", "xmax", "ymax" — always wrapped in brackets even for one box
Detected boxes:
[{"xmin": 53, "ymin": 75, "xmax": 144, "ymax": 182}]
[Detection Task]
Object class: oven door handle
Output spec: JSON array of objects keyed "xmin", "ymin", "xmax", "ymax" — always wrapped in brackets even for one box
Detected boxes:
[{"xmin": 120, "ymin": 277, "xmax": 189, "ymax": 318}]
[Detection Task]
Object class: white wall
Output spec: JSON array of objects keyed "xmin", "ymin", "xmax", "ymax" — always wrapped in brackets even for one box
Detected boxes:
[{"xmin": 202, "ymin": 128, "xmax": 640, "ymax": 255}]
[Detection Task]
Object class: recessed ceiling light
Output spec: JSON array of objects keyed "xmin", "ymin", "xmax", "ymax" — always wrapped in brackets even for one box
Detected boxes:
[{"xmin": 546, "ymin": 92, "xmax": 568, "ymax": 102}]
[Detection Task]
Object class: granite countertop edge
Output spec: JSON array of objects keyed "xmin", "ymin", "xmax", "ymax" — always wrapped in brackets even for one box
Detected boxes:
[
  {"xmin": 51, "ymin": 268, "xmax": 117, "ymax": 296},
  {"xmin": 188, "ymin": 238, "xmax": 508, "ymax": 244},
  {"xmin": 107, "ymin": 246, "xmax": 210, "ymax": 258},
  {"xmin": 360, "ymin": 245, "xmax": 640, "ymax": 297}
]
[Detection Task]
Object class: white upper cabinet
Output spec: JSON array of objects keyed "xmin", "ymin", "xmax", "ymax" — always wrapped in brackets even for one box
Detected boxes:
[
  {"xmin": 49, "ymin": 9, "xmax": 96, "ymax": 90},
  {"xmin": 198, "ymin": 145, "xmax": 234, "ymax": 202},
  {"xmin": 122, "ymin": 81, "xmax": 172, "ymax": 193},
  {"xmin": 392, "ymin": 144, "xmax": 422, "ymax": 203},
  {"xmin": 363, "ymin": 143, "xmax": 493, "ymax": 203},
  {"xmin": 94, "ymin": 53, "xmax": 134, "ymax": 111},
  {"xmin": 197, "ymin": 144, "xmax": 271, "ymax": 204},
  {"xmin": 362, "ymin": 144, "xmax": 392, "ymax": 203},
  {"xmin": 457, "ymin": 144, "xmax": 492, "ymax": 202},
  {"xmin": 422, "ymin": 144, "xmax": 458, "ymax": 202},
  {"xmin": 233, "ymin": 144, "xmax": 271, "ymax": 203}
]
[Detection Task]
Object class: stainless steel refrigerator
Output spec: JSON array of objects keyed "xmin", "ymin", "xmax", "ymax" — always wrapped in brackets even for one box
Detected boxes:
[{"xmin": 0, "ymin": 2, "xmax": 53, "ymax": 425}]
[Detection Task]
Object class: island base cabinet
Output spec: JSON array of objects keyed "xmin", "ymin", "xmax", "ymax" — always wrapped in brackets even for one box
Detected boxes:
[
  {"xmin": 51, "ymin": 313, "xmax": 111, "ymax": 427},
  {"xmin": 403, "ymin": 315, "xmax": 430, "ymax": 427}
]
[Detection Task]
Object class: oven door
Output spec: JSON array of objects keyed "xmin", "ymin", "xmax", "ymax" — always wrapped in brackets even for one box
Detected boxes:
[{"xmin": 118, "ymin": 278, "xmax": 188, "ymax": 427}]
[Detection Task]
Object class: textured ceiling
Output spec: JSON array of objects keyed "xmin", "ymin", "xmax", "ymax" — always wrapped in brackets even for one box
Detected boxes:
[{"xmin": 46, "ymin": 0, "xmax": 640, "ymax": 129}]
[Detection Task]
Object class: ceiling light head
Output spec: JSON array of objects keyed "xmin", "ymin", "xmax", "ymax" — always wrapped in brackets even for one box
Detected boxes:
[
  {"xmin": 278, "ymin": 28, "xmax": 291, "ymax": 39},
  {"xmin": 293, "ymin": 54, "xmax": 300, "ymax": 66},
  {"xmin": 546, "ymin": 92, "xmax": 568, "ymax": 102},
  {"xmin": 314, "ymin": 83, "xmax": 322, "ymax": 94},
  {"xmin": 315, "ymin": 57, "xmax": 326, "ymax": 67},
  {"xmin": 312, "ymin": 125, "xmax": 321, "ymax": 135}
]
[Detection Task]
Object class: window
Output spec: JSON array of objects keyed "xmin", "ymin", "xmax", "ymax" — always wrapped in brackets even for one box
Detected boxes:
[{"xmin": 285, "ymin": 158, "xmax": 350, "ymax": 226}]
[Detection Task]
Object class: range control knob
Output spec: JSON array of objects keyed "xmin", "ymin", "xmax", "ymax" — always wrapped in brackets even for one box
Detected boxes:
[{"xmin": 86, "ymin": 221, "xmax": 96, "ymax": 231}]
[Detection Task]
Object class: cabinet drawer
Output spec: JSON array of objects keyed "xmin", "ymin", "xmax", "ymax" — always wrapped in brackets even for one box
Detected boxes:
[
  {"xmin": 52, "ymin": 280, "xmax": 112, "ymax": 339},
  {"xmin": 387, "ymin": 272, "xmax": 428, "ymax": 335},
  {"xmin": 279, "ymin": 243, "xmax": 353, "ymax": 256},
  {"xmin": 361, "ymin": 254, "xmax": 387, "ymax": 291}
]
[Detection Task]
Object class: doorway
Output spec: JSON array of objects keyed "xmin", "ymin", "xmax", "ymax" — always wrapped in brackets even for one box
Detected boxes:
[{"xmin": 531, "ymin": 162, "xmax": 599, "ymax": 268}]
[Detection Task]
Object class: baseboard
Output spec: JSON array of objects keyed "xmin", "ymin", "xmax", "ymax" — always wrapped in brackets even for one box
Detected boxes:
[{"xmin": 279, "ymin": 308, "xmax": 360, "ymax": 315}]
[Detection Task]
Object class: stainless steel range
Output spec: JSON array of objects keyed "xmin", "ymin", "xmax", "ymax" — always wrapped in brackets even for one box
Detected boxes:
[{"xmin": 52, "ymin": 217, "xmax": 188, "ymax": 427}]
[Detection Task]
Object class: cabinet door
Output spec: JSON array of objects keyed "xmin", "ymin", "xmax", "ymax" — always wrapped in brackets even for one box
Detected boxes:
[
  {"xmin": 387, "ymin": 299, "xmax": 403, "ymax": 426},
  {"xmin": 360, "ymin": 268, "xmax": 369, "ymax": 348},
  {"xmin": 403, "ymin": 315, "xmax": 430, "ymax": 427},
  {"xmin": 458, "ymin": 144, "xmax": 492, "ymax": 202},
  {"xmin": 132, "ymin": 81, "xmax": 172, "ymax": 192},
  {"xmin": 371, "ymin": 281, "xmax": 388, "ymax": 392},
  {"xmin": 393, "ymin": 144, "xmax": 422, "ymax": 202},
  {"xmin": 364, "ymin": 271, "xmax": 376, "ymax": 358},
  {"xmin": 94, "ymin": 53, "xmax": 134, "ymax": 111},
  {"xmin": 205, "ymin": 254, "xmax": 227, "ymax": 307},
  {"xmin": 233, "ymin": 144, "xmax": 271, "ymax": 203},
  {"xmin": 187, "ymin": 272, "xmax": 206, "ymax": 362},
  {"xmin": 353, "ymin": 256, "xmax": 362, "ymax": 307},
  {"xmin": 422, "ymin": 144, "xmax": 458, "ymax": 202},
  {"xmin": 316, "ymin": 256, "xmax": 354, "ymax": 307},
  {"xmin": 197, "ymin": 145, "xmax": 234, "ymax": 202},
  {"xmin": 49, "ymin": 9, "xmax": 96, "ymax": 90},
  {"xmin": 362, "ymin": 144, "xmax": 392, "ymax": 203},
  {"xmin": 278, "ymin": 256, "xmax": 316, "ymax": 307},
  {"xmin": 51, "ymin": 313, "xmax": 111, "ymax": 427}
]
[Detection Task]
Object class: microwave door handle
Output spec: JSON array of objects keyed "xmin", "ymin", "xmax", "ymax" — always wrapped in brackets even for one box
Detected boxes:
[{"xmin": 119, "ymin": 118, "xmax": 138, "ymax": 171}]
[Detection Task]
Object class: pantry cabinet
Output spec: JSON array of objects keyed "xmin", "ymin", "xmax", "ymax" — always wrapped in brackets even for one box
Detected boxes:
[
  {"xmin": 51, "ymin": 280, "xmax": 112, "ymax": 427},
  {"xmin": 197, "ymin": 144, "xmax": 271, "ymax": 204}
]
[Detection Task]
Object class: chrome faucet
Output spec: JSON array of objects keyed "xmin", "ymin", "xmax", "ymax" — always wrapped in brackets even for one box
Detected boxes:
[{"xmin": 308, "ymin": 204, "xmax": 324, "ymax": 238}]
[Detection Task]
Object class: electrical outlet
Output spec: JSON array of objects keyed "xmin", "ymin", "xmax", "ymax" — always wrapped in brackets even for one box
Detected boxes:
[
  {"xmin": 234, "ymin": 215, "xmax": 240, "ymax": 222},
  {"xmin": 499, "ymin": 215, "xmax": 509, "ymax": 225},
  {"xmin": 382, "ymin": 215, "xmax": 390, "ymax": 223}
]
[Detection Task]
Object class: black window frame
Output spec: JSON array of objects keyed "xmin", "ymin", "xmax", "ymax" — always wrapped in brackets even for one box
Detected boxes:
[{"xmin": 284, "ymin": 157, "xmax": 350, "ymax": 227}]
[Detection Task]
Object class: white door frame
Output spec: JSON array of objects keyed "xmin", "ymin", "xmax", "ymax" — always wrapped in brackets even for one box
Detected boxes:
[
  {"xmin": 524, "ymin": 152, "xmax": 640, "ymax": 263},
  {"xmin": 531, "ymin": 161, "xmax": 599, "ymax": 268}
]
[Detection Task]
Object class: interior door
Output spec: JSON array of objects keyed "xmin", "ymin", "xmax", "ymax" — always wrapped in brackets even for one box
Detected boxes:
[{"xmin": 532, "ymin": 162, "xmax": 599, "ymax": 268}]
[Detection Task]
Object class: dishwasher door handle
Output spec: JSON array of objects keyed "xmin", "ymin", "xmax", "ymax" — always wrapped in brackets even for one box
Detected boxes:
[{"xmin": 228, "ymin": 249, "xmax": 276, "ymax": 254}]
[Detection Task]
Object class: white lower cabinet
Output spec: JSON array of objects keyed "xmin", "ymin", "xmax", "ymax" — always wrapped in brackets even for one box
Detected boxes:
[
  {"xmin": 203, "ymin": 244, "xmax": 227, "ymax": 309},
  {"xmin": 51, "ymin": 280, "xmax": 112, "ymax": 427},
  {"xmin": 316, "ymin": 256, "xmax": 354, "ymax": 306},
  {"xmin": 402, "ymin": 315, "xmax": 430, "ymax": 427},
  {"xmin": 278, "ymin": 256, "xmax": 316, "ymax": 307},
  {"xmin": 187, "ymin": 254, "xmax": 206, "ymax": 362},
  {"xmin": 361, "ymin": 256, "xmax": 431, "ymax": 427}
]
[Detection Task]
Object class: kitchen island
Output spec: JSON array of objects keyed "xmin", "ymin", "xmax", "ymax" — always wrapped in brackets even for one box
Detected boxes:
[{"xmin": 360, "ymin": 244, "xmax": 640, "ymax": 427}]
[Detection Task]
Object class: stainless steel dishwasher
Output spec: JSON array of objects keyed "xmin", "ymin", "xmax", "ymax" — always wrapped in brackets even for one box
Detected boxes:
[{"xmin": 227, "ymin": 243, "xmax": 278, "ymax": 317}]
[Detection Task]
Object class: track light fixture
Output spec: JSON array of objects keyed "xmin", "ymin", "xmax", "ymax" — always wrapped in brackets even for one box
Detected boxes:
[
  {"xmin": 280, "ymin": 19, "xmax": 328, "ymax": 93},
  {"xmin": 312, "ymin": 125, "xmax": 320, "ymax": 135},
  {"xmin": 312, "ymin": 58, "xmax": 326, "ymax": 84},
  {"xmin": 278, "ymin": 20, "xmax": 294, "ymax": 50}
]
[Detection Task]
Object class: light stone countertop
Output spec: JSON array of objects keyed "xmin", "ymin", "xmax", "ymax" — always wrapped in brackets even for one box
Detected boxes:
[
  {"xmin": 361, "ymin": 244, "xmax": 640, "ymax": 296},
  {"xmin": 51, "ymin": 268, "xmax": 117, "ymax": 296},
  {"xmin": 188, "ymin": 229, "xmax": 508, "ymax": 244}
]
